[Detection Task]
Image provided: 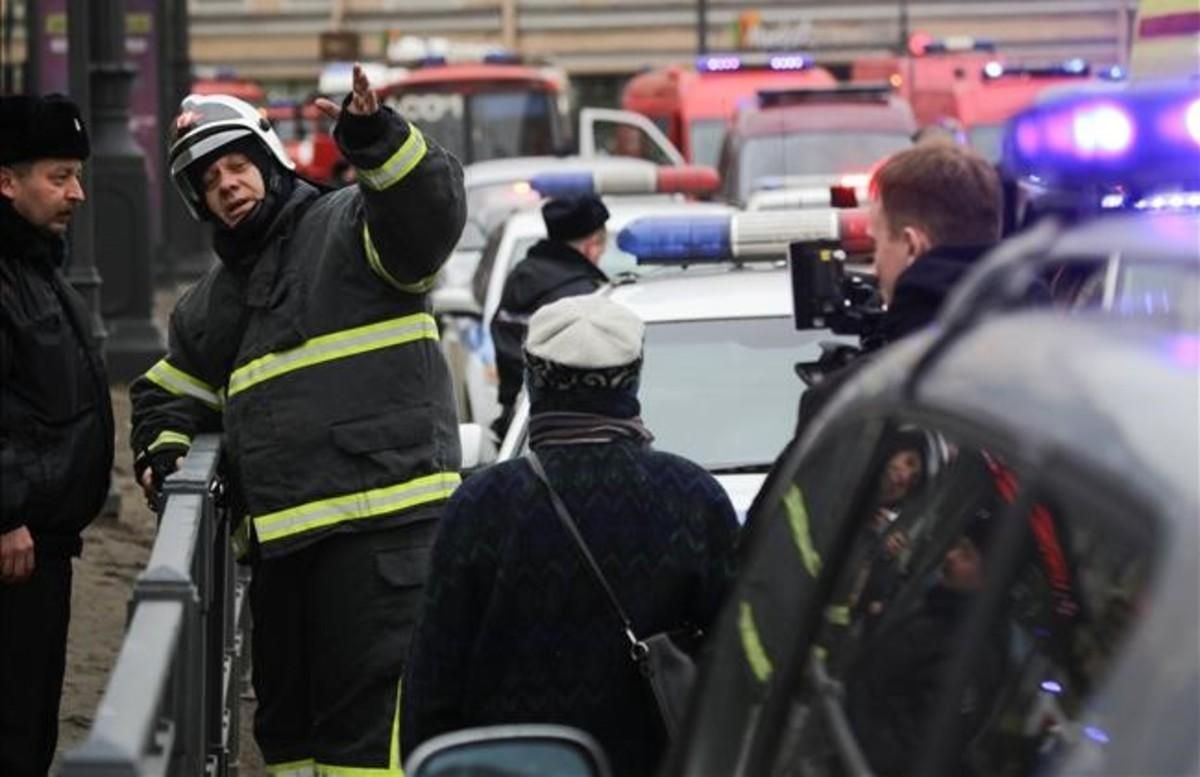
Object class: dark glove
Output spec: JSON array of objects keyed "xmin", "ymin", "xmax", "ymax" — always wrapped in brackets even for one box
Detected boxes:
[{"xmin": 134, "ymin": 446, "xmax": 188, "ymax": 510}]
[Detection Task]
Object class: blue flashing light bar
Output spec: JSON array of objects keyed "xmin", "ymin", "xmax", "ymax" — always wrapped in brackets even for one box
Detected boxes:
[
  {"xmin": 1002, "ymin": 82, "xmax": 1200, "ymax": 191},
  {"xmin": 984, "ymin": 59, "xmax": 1092, "ymax": 80},
  {"xmin": 696, "ymin": 52, "xmax": 811, "ymax": 74},
  {"xmin": 617, "ymin": 215, "xmax": 732, "ymax": 263},
  {"xmin": 529, "ymin": 172, "xmax": 595, "ymax": 197},
  {"xmin": 483, "ymin": 51, "xmax": 522, "ymax": 64}
]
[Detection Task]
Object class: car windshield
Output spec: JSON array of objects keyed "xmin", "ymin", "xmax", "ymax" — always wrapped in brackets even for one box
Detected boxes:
[
  {"xmin": 968, "ymin": 123, "xmax": 1005, "ymax": 161},
  {"xmin": 738, "ymin": 131, "xmax": 911, "ymax": 202},
  {"xmin": 639, "ymin": 316, "xmax": 829, "ymax": 470},
  {"xmin": 689, "ymin": 118, "xmax": 729, "ymax": 168}
]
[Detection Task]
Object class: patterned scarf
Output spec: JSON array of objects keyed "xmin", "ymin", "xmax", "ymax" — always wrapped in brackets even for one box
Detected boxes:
[{"xmin": 529, "ymin": 411, "xmax": 654, "ymax": 447}]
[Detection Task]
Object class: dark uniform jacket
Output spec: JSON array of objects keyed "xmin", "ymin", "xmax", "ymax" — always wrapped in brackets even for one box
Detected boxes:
[
  {"xmin": 491, "ymin": 239, "xmax": 609, "ymax": 410},
  {"xmin": 1, "ymin": 200, "xmax": 113, "ymax": 557},
  {"xmin": 402, "ymin": 440, "xmax": 739, "ymax": 777},
  {"xmin": 130, "ymin": 107, "xmax": 466, "ymax": 559},
  {"xmin": 795, "ymin": 243, "xmax": 995, "ymax": 435}
]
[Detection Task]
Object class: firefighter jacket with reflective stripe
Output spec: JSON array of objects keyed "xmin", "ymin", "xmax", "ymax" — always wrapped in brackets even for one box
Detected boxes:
[
  {"xmin": 0, "ymin": 199, "xmax": 114, "ymax": 557},
  {"xmin": 130, "ymin": 107, "xmax": 467, "ymax": 559}
]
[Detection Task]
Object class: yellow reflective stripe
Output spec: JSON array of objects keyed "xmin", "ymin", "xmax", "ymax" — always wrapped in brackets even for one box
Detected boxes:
[
  {"xmin": 392, "ymin": 678, "xmax": 402, "ymax": 770},
  {"xmin": 363, "ymin": 223, "xmax": 438, "ymax": 294},
  {"xmin": 739, "ymin": 600, "xmax": 773, "ymax": 683},
  {"xmin": 826, "ymin": 604, "xmax": 851, "ymax": 626},
  {"xmin": 313, "ymin": 681, "xmax": 402, "ymax": 775},
  {"xmin": 148, "ymin": 430, "xmax": 192, "ymax": 452},
  {"xmin": 358, "ymin": 126, "xmax": 427, "ymax": 191},
  {"xmin": 144, "ymin": 359, "xmax": 222, "ymax": 409},
  {"xmin": 783, "ymin": 485, "xmax": 822, "ymax": 578},
  {"xmin": 253, "ymin": 472, "xmax": 461, "ymax": 544},
  {"xmin": 266, "ymin": 759, "xmax": 315, "ymax": 777},
  {"xmin": 227, "ymin": 314, "xmax": 439, "ymax": 397}
]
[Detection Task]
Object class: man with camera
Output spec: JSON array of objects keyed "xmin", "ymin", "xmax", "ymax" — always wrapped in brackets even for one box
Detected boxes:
[{"xmin": 796, "ymin": 142, "xmax": 1004, "ymax": 433}]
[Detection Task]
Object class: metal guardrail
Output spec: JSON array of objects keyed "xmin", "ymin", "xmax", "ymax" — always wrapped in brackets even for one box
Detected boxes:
[{"xmin": 60, "ymin": 435, "xmax": 251, "ymax": 777}]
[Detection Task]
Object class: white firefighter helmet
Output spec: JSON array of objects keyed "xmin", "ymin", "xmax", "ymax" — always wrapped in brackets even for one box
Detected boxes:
[{"xmin": 168, "ymin": 93, "xmax": 295, "ymax": 220}]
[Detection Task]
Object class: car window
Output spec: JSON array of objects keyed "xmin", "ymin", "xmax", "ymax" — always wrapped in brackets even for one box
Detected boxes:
[
  {"xmin": 592, "ymin": 119, "xmax": 676, "ymax": 165},
  {"xmin": 737, "ymin": 132, "xmax": 911, "ymax": 203},
  {"xmin": 760, "ymin": 422, "xmax": 1157, "ymax": 777},
  {"xmin": 690, "ymin": 118, "xmax": 730, "ymax": 168},
  {"xmin": 472, "ymin": 224, "xmax": 507, "ymax": 307}
]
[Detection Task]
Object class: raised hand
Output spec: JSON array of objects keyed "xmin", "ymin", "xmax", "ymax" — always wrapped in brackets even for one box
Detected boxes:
[{"xmin": 315, "ymin": 63, "xmax": 379, "ymax": 120}]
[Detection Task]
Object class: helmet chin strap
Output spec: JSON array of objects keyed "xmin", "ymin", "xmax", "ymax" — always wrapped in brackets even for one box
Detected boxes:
[{"xmin": 211, "ymin": 158, "xmax": 296, "ymax": 266}]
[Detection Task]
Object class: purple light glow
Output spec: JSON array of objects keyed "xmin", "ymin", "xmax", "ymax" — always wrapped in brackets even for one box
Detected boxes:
[
  {"xmin": 1186, "ymin": 98, "xmax": 1200, "ymax": 145},
  {"xmin": 1016, "ymin": 119, "xmax": 1041, "ymax": 156},
  {"xmin": 1040, "ymin": 680, "xmax": 1063, "ymax": 694},
  {"xmin": 1072, "ymin": 103, "xmax": 1135, "ymax": 157}
]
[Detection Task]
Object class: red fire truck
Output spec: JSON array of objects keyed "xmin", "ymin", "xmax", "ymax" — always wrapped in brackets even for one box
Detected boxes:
[{"xmin": 621, "ymin": 53, "xmax": 837, "ymax": 167}]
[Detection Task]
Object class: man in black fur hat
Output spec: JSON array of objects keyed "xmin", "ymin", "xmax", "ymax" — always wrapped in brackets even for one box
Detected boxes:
[
  {"xmin": 490, "ymin": 193, "xmax": 611, "ymax": 439},
  {"xmin": 0, "ymin": 94, "xmax": 114, "ymax": 777}
]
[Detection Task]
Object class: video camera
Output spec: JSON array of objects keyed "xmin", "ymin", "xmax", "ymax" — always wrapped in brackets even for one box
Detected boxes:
[{"xmin": 789, "ymin": 240, "xmax": 885, "ymax": 384}]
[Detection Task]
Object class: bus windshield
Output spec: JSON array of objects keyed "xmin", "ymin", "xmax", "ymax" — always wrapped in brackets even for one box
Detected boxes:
[{"xmin": 386, "ymin": 89, "xmax": 560, "ymax": 164}]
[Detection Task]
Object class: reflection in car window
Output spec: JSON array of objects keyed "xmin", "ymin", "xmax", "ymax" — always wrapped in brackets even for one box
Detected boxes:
[
  {"xmin": 675, "ymin": 418, "xmax": 884, "ymax": 777},
  {"xmin": 768, "ymin": 424, "xmax": 1156, "ymax": 777}
]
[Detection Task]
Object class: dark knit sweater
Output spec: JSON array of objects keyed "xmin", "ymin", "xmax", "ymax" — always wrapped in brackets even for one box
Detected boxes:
[{"xmin": 402, "ymin": 440, "xmax": 739, "ymax": 776}]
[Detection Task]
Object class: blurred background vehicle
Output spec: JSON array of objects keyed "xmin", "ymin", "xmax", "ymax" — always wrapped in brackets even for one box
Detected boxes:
[
  {"xmin": 715, "ymin": 83, "xmax": 916, "ymax": 207},
  {"xmin": 621, "ymin": 53, "xmax": 837, "ymax": 168}
]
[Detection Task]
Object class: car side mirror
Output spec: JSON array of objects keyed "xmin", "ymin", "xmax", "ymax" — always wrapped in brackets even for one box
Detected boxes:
[
  {"xmin": 458, "ymin": 422, "xmax": 498, "ymax": 474},
  {"xmin": 406, "ymin": 725, "xmax": 611, "ymax": 777},
  {"xmin": 433, "ymin": 286, "xmax": 483, "ymax": 320}
]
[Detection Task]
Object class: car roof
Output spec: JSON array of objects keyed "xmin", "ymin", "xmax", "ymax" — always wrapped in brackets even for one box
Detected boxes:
[
  {"xmin": 606, "ymin": 263, "xmax": 793, "ymax": 323},
  {"xmin": 733, "ymin": 99, "xmax": 917, "ymax": 136},
  {"xmin": 909, "ymin": 312, "xmax": 1200, "ymax": 515},
  {"xmin": 465, "ymin": 155, "xmax": 662, "ymax": 189},
  {"xmin": 1041, "ymin": 210, "xmax": 1200, "ymax": 264}
]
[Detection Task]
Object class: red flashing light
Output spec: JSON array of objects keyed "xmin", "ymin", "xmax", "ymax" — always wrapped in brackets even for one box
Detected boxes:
[{"xmin": 657, "ymin": 165, "xmax": 720, "ymax": 195}]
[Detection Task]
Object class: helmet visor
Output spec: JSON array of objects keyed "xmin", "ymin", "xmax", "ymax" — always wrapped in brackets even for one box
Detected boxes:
[{"xmin": 169, "ymin": 126, "xmax": 253, "ymax": 178}]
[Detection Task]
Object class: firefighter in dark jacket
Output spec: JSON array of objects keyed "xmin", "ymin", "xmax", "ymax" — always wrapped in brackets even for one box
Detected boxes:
[
  {"xmin": 129, "ymin": 66, "xmax": 465, "ymax": 774},
  {"xmin": 490, "ymin": 194, "xmax": 610, "ymax": 439},
  {"xmin": 0, "ymin": 95, "xmax": 114, "ymax": 777}
]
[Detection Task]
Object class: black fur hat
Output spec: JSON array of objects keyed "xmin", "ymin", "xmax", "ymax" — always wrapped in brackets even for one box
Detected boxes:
[
  {"xmin": 0, "ymin": 94, "xmax": 90, "ymax": 166},
  {"xmin": 542, "ymin": 195, "xmax": 610, "ymax": 242}
]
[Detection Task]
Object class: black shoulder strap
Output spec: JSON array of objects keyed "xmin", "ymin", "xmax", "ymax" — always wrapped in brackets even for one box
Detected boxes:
[{"xmin": 526, "ymin": 450, "xmax": 642, "ymax": 651}]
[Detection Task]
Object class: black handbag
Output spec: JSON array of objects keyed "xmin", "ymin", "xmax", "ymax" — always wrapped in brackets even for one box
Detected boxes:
[{"xmin": 526, "ymin": 450, "xmax": 696, "ymax": 740}]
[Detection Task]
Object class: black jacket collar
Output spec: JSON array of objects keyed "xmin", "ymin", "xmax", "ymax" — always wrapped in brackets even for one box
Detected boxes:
[
  {"xmin": 881, "ymin": 243, "xmax": 994, "ymax": 343},
  {"xmin": 0, "ymin": 197, "xmax": 66, "ymax": 270},
  {"xmin": 527, "ymin": 238, "xmax": 608, "ymax": 280}
]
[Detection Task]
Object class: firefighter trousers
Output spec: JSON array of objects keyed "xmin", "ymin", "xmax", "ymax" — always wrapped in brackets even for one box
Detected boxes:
[
  {"xmin": 250, "ymin": 518, "xmax": 438, "ymax": 775},
  {"xmin": 0, "ymin": 554, "xmax": 72, "ymax": 777}
]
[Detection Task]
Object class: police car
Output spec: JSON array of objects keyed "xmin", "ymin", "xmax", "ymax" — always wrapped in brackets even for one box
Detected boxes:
[
  {"xmin": 411, "ymin": 77, "xmax": 1200, "ymax": 777},
  {"xmin": 490, "ymin": 208, "xmax": 872, "ymax": 521},
  {"xmin": 442, "ymin": 155, "xmax": 692, "ymax": 298},
  {"xmin": 442, "ymin": 167, "xmax": 727, "ymax": 429}
]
